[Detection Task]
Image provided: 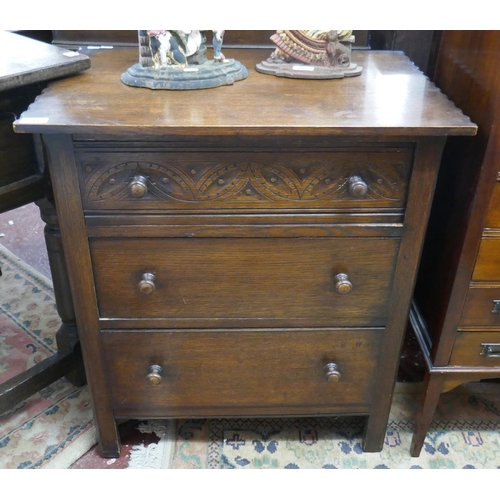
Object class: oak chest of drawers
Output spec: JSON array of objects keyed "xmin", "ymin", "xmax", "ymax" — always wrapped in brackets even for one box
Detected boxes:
[
  {"xmin": 409, "ymin": 31, "xmax": 500, "ymax": 456},
  {"xmin": 14, "ymin": 47, "xmax": 475, "ymax": 457}
]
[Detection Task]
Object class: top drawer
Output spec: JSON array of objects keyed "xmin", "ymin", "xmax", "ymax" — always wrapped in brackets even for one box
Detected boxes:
[{"xmin": 75, "ymin": 147, "xmax": 412, "ymax": 212}]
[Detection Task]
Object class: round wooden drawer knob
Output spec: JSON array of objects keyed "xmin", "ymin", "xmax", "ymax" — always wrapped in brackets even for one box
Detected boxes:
[
  {"xmin": 147, "ymin": 364, "xmax": 163, "ymax": 386},
  {"xmin": 334, "ymin": 273, "xmax": 352, "ymax": 295},
  {"xmin": 348, "ymin": 175, "xmax": 368, "ymax": 198},
  {"xmin": 138, "ymin": 272, "xmax": 156, "ymax": 295},
  {"xmin": 324, "ymin": 362, "xmax": 341, "ymax": 382},
  {"xmin": 129, "ymin": 175, "xmax": 148, "ymax": 198}
]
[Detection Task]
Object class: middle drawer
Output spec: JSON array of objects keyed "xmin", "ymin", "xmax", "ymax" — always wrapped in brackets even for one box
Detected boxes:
[
  {"xmin": 460, "ymin": 286, "xmax": 500, "ymax": 327},
  {"xmin": 90, "ymin": 237, "xmax": 399, "ymax": 328}
]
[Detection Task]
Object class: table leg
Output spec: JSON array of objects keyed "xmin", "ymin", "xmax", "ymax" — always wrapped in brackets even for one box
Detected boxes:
[
  {"xmin": 36, "ymin": 197, "xmax": 86, "ymax": 387},
  {"xmin": 410, "ymin": 371, "xmax": 445, "ymax": 457}
]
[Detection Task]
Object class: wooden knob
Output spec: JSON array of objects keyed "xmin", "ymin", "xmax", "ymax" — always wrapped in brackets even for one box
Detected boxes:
[
  {"xmin": 348, "ymin": 175, "xmax": 368, "ymax": 198},
  {"xmin": 147, "ymin": 364, "xmax": 163, "ymax": 386},
  {"xmin": 324, "ymin": 362, "xmax": 341, "ymax": 382},
  {"xmin": 138, "ymin": 272, "xmax": 156, "ymax": 295},
  {"xmin": 334, "ymin": 273, "xmax": 352, "ymax": 295},
  {"xmin": 129, "ymin": 175, "xmax": 148, "ymax": 198}
]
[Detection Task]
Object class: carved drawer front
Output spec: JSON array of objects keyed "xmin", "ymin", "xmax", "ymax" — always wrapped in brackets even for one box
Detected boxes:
[
  {"xmin": 450, "ymin": 331, "xmax": 500, "ymax": 368},
  {"xmin": 76, "ymin": 149, "xmax": 412, "ymax": 212},
  {"xmin": 102, "ymin": 328, "xmax": 382, "ymax": 417},
  {"xmin": 472, "ymin": 238, "xmax": 500, "ymax": 281},
  {"xmin": 484, "ymin": 181, "xmax": 500, "ymax": 229},
  {"xmin": 90, "ymin": 237, "xmax": 399, "ymax": 328},
  {"xmin": 460, "ymin": 286, "xmax": 500, "ymax": 327}
]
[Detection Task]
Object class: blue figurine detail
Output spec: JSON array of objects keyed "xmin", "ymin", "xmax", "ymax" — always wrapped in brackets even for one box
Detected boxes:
[{"xmin": 212, "ymin": 30, "xmax": 225, "ymax": 61}]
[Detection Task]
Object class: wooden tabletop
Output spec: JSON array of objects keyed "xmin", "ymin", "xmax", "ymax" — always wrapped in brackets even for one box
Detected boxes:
[
  {"xmin": 14, "ymin": 47, "xmax": 476, "ymax": 137},
  {"xmin": 0, "ymin": 31, "xmax": 90, "ymax": 92}
]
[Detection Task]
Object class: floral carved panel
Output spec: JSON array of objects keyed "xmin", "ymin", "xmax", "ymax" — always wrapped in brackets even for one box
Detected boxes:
[{"xmin": 77, "ymin": 150, "xmax": 412, "ymax": 210}]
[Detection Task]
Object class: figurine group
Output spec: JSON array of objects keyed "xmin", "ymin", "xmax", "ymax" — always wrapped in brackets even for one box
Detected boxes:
[
  {"xmin": 146, "ymin": 30, "xmax": 226, "ymax": 69},
  {"xmin": 256, "ymin": 30, "xmax": 362, "ymax": 79},
  {"xmin": 121, "ymin": 29, "xmax": 248, "ymax": 90},
  {"xmin": 121, "ymin": 30, "xmax": 362, "ymax": 90}
]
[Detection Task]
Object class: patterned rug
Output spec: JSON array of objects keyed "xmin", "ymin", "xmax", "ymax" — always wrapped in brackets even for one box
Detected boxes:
[
  {"xmin": 0, "ymin": 244, "xmax": 96, "ymax": 469},
  {"xmin": 128, "ymin": 385, "xmax": 500, "ymax": 469}
]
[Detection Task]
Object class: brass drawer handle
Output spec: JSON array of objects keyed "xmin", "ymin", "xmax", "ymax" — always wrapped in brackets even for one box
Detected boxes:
[
  {"xmin": 129, "ymin": 175, "xmax": 148, "ymax": 198},
  {"xmin": 324, "ymin": 362, "xmax": 341, "ymax": 382},
  {"xmin": 480, "ymin": 343, "xmax": 500, "ymax": 358},
  {"xmin": 348, "ymin": 175, "xmax": 368, "ymax": 199},
  {"xmin": 147, "ymin": 364, "xmax": 163, "ymax": 385},
  {"xmin": 138, "ymin": 272, "xmax": 156, "ymax": 295},
  {"xmin": 334, "ymin": 273, "xmax": 352, "ymax": 295}
]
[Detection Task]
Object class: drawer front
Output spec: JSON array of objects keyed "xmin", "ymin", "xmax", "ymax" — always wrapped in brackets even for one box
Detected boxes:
[
  {"xmin": 77, "ymin": 149, "xmax": 412, "ymax": 212},
  {"xmin": 90, "ymin": 237, "xmax": 399, "ymax": 327},
  {"xmin": 472, "ymin": 238, "xmax": 500, "ymax": 281},
  {"xmin": 102, "ymin": 329, "xmax": 382, "ymax": 415},
  {"xmin": 484, "ymin": 181, "xmax": 500, "ymax": 229},
  {"xmin": 450, "ymin": 331, "xmax": 500, "ymax": 368},
  {"xmin": 460, "ymin": 286, "xmax": 500, "ymax": 327}
]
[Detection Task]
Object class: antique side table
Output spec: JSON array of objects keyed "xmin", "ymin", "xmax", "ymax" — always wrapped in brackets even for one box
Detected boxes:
[
  {"xmin": 0, "ymin": 30, "xmax": 89, "ymax": 412},
  {"xmin": 14, "ymin": 47, "xmax": 475, "ymax": 457}
]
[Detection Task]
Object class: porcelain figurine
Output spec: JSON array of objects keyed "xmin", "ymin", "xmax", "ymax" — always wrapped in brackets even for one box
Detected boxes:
[
  {"xmin": 121, "ymin": 30, "xmax": 248, "ymax": 90},
  {"xmin": 256, "ymin": 30, "xmax": 362, "ymax": 79}
]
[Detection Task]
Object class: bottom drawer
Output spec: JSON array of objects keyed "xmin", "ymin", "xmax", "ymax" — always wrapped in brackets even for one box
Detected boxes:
[
  {"xmin": 451, "ymin": 331, "xmax": 500, "ymax": 367},
  {"xmin": 102, "ymin": 328, "xmax": 382, "ymax": 417}
]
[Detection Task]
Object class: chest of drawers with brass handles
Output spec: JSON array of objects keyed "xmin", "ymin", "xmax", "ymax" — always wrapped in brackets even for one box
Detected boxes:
[{"xmin": 406, "ymin": 31, "xmax": 500, "ymax": 457}]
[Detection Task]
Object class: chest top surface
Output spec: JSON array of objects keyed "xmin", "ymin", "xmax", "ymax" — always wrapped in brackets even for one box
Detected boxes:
[{"xmin": 14, "ymin": 48, "xmax": 476, "ymax": 138}]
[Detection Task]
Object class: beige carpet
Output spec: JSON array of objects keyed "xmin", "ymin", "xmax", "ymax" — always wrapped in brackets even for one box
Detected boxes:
[{"xmin": 127, "ymin": 384, "xmax": 500, "ymax": 468}]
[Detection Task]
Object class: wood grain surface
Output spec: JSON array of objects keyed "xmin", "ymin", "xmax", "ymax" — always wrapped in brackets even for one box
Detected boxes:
[
  {"xmin": 14, "ymin": 49, "xmax": 476, "ymax": 137},
  {"xmin": 90, "ymin": 236, "xmax": 399, "ymax": 328},
  {"xmin": 102, "ymin": 328, "xmax": 382, "ymax": 417},
  {"xmin": 33, "ymin": 45, "xmax": 476, "ymax": 457}
]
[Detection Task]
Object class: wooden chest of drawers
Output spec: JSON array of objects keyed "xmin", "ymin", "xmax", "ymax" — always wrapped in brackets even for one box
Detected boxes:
[
  {"xmin": 14, "ymin": 47, "xmax": 475, "ymax": 457},
  {"xmin": 409, "ymin": 31, "xmax": 500, "ymax": 456}
]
